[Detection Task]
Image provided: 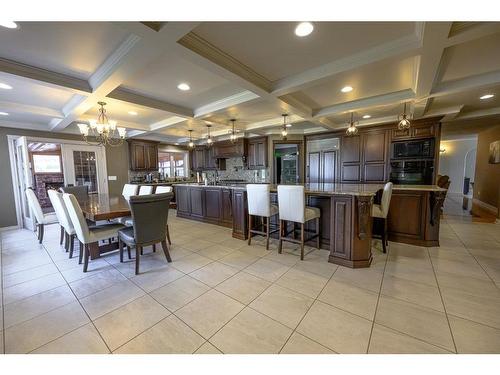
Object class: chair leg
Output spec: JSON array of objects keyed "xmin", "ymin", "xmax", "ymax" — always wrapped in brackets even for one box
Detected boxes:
[
  {"xmin": 247, "ymin": 214, "xmax": 252, "ymax": 245},
  {"xmin": 152, "ymin": 244, "xmax": 156, "ymax": 253},
  {"xmin": 127, "ymin": 245, "xmax": 132, "ymax": 260},
  {"xmin": 83, "ymin": 244, "xmax": 90, "ymax": 272},
  {"xmin": 135, "ymin": 246, "xmax": 141, "ymax": 275},
  {"xmin": 64, "ymin": 232, "xmax": 69, "ymax": 252},
  {"xmin": 69, "ymin": 235, "xmax": 75, "ymax": 258},
  {"xmin": 140, "ymin": 248, "xmax": 143, "ymax": 255},
  {"xmin": 60, "ymin": 226, "xmax": 64, "ymax": 245},
  {"xmin": 166, "ymin": 225, "xmax": 172, "ymax": 245},
  {"xmin": 119, "ymin": 238, "xmax": 124, "ymax": 263},
  {"xmin": 278, "ymin": 220, "xmax": 283, "ymax": 254},
  {"xmin": 161, "ymin": 240, "xmax": 172, "ymax": 263},
  {"xmin": 39, "ymin": 224, "xmax": 44, "ymax": 244},
  {"xmin": 265, "ymin": 216, "xmax": 270, "ymax": 250},
  {"xmin": 78, "ymin": 241, "xmax": 84, "ymax": 264},
  {"xmin": 37, "ymin": 224, "xmax": 41, "ymax": 242},
  {"xmin": 315, "ymin": 217, "xmax": 320, "ymax": 249},
  {"xmin": 300, "ymin": 223, "xmax": 305, "ymax": 261},
  {"xmin": 382, "ymin": 218, "xmax": 387, "ymax": 254}
]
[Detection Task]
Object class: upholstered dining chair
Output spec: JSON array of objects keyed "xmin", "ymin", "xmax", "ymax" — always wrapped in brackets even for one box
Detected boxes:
[
  {"xmin": 60, "ymin": 185, "xmax": 89, "ymax": 200},
  {"xmin": 154, "ymin": 185, "xmax": 173, "ymax": 245},
  {"xmin": 48, "ymin": 189, "xmax": 77, "ymax": 258},
  {"xmin": 25, "ymin": 188, "xmax": 57, "ymax": 243},
  {"xmin": 118, "ymin": 193, "xmax": 173, "ymax": 275},
  {"xmin": 63, "ymin": 193, "xmax": 125, "ymax": 272},
  {"xmin": 371, "ymin": 182, "xmax": 393, "ymax": 253}
]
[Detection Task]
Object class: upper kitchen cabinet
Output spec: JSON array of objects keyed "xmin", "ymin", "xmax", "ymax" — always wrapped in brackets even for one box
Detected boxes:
[
  {"xmin": 391, "ymin": 119, "xmax": 439, "ymax": 140},
  {"xmin": 340, "ymin": 135, "xmax": 362, "ymax": 182},
  {"xmin": 190, "ymin": 146, "xmax": 226, "ymax": 171},
  {"xmin": 213, "ymin": 138, "xmax": 248, "ymax": 159},
  {"xmin": 307, "ymin": 137, "xmax": 339, "ymax": 183},
  {"xmin": 128, "ymin": 140, "xmax": 159, "ymax": 171},
  {"xmin": 247, "ymin": 137, "xmax": 268, "ymax": 169}
]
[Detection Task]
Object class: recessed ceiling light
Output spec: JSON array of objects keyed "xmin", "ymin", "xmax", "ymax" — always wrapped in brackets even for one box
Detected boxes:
[
  {"xmin": 0, "ymin": 111, "xmax": 9, "ymax": 116},
  {"xmin": 177, "ymin": 83, "xmax": 190, "ymax": 91},
  {"xmin": 341, "ymin": 86, "xmax": 353, "ymax": 93},
  {"xmin": 295, "ymin": 22, "xmax": 314, "ymax": 37},
  {"xmin": 0, "ymin": 82, "xmax": 13, "ymax": 90},
  {"xmin": 480, "ymin": 94, "xmax": 494, "ymax": 100},
  {"xmin": 128, "ymin": 111, "xmax": 138, "ymax": 116},
  {"xmin": 362, "ymin": 115, "xmax": 371, "ymax": 119},
  {"xmin": 0, "ymin": 21, "xmax": 18, "ymax": 29}
]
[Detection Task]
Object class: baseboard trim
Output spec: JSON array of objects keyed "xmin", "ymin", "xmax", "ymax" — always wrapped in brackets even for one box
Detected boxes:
[
  {"xmin": 472, "ymin": 198, "xmax": 499, "ymax": 216},
  {"xmin": 0, "ymin": 225, "xmax": 20, "ymax": 232}
]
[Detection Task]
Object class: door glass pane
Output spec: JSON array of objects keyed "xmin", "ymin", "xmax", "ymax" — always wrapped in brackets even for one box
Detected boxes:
[
  {"xmin": 73, "ymin": 151, "xmax": 98, "ymax": 193},
  {"xmin": 32, "ymin": 154, "xmax": 62, "ymax": 173}
]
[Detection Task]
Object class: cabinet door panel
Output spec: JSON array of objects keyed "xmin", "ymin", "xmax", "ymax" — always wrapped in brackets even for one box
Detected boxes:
[
  {"xmin": 221, "ymin": 189, "xmax": 233, "ymax": 224},
  {"xmin": 341, "ymin": 136, "xmax": 361, "ymax": 163},
  {"xmin": 363, "ymin": 132, "xmax": 386, "ymax": 163},
  {"xmin": 330, "ymin": 196, "xmax": 352, "ymax": 259},
  {"xmin": 342, "ymin": 165, "xmax": 361, "ymax": 182},
  {"xmin": 132, "ymin": 144, "xmax": 146, "ymax": 170},
  {"xmin": 308, "ymin": 152, "xmax": 320, "ymax": 183},
  {"xmin": 189, "ymin": 188, "xmax": 204, "ymax": 218},
  {"xmin": 387, "ymin": 192, "xmax": 424, "ymax": 238},
  {"xmin": 412, "ymin": 125, "xmax": 435, "ymax": 138},
  {"xmin": 205, "ymin": 188, "xmax": 221, "ymax": 220},
  {"xmin": 364, "ymin": 164, "xmax": 386, "ymax": 182},
  {"xmin": 176, "ymin": 187, "xmax": 190, "ymax": 214},
  {"xmin": 323, "ymin": 151, "xmax": 336, "ymax": 183}
]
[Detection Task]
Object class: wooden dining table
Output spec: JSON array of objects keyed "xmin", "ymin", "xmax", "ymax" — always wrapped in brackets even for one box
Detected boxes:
[{"xmin": 77, "ymin": 193, "xmax": 131, "ymax": 259}]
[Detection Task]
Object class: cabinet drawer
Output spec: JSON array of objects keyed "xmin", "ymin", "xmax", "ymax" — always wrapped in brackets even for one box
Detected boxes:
[{"xmin": 412, "ymin": 125, "xmax": 435, "ymax": 138}]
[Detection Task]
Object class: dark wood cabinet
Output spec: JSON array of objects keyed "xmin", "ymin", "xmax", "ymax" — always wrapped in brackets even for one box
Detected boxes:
[
  {"xmin": 190, "ymin": 146, "xmax": 225, "ymax": 171},
  {"xmin": 391, "ymin": 121, "xmax": 438, "ymax": 140},
  {"xmin": 205, "ymin": 146, "xmax": 218, "ymax": 170},
  {"xmin": 214, "ymin": 139, "xmax": 247, "ymax": 159},
  {"xmin": 340, "ymin": 135, "xmax": 362, "ymax": 182},
  {"xmin": 307, "ymin": 150, "xmax": 337, "ymax": 183},
  {"xmin": 189, "ymin": 187, "xmax": 204, "ymax": 219},
  {"xmin": 204, "ymin": 187, "xmax": 222, "ymax": 222},
  {"xmin": 247, "ymin": 137, "xmax": 268, "ymax": 169},
  {"xmin": 190, "ymin": 147, "xmax": 205, "ymax": 171},
  {"xmin": 128, "ymin": 140, "xmax": 159, "ymax": 171},
  {"xmin": 329, "ymin": 196, "xmax": 352, "ymax": 260}
]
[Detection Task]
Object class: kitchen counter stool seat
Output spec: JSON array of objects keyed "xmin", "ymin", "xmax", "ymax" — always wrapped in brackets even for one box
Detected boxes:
[
  {"xmin": 371, "ymin": 182, "xmax": 393, "ymax": 253},
  {"xmin": 247, "ymin": 184, "xmax": 279, "ymax": 250}
]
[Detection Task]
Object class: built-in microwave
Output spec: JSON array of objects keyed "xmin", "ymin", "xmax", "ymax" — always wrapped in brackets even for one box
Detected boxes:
[{"xmin": 391, "ymin": 138, "xmax": 435, "ymax": 159}]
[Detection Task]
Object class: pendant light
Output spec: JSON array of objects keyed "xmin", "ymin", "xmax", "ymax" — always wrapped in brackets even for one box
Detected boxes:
[
  {"xmin": 187, "ymin": 129, "xmax": 194, "ymax": 148},
  {"xmin": 206, "ymin": 124, "xmax": 213, "ymax": 146},
  {"xmin": 229, "ymin": 119, "xmax": 237, "ymax": 143},
  {"xmin": 345, "ymin": 112, "xmax": 358, "ymax": 136},
  {"xmin": 398, "ymin": 102, "xmax": 411, "ymax": 131},
  {"xmin": 281, "ymin": 114, "xmax": 289, "ymax": 140}
]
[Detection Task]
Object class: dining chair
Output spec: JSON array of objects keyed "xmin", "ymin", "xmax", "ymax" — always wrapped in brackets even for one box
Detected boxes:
[
  {"xmin": 63, "ymin": 193, "xmax": 125, "ymax": 272},
  {"xmin": 118, "ymin": 193, "xmax": 173, "ymax": 275},
  {"xmin": 154, "ymin": 185, "xmax": 173, "ymax": 245},
  {"xmin": 122, "ymin": 184, "xmax": 138, "ymax": 200},
  {"xmin": 277, "ymin": 185, "xmax": 321, "ymax": 260},
  {"xmin": 372, "ymin": 182, "xmax": 393, "ymax": 253},
  {"xmin": 60, "ymin": 185, "xmax": 89, "ymax": 201},
  {"xmin": 246, "ymin": 184, "xmax": 279, "ymax": 250},
  {"xmin": 25, "ymin": 188, "xmax": 58, "ymax": 243},
  {"xmin": 48, "ymin": 189, "xmax": 77, "ymax": 258}
]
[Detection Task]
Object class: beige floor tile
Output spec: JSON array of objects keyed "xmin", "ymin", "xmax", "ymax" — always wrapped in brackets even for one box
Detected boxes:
[
  {"xmin": 318, "ymin": 279, "xmax": 379, "ymax": 320},
  {"xmin": 171, "ymin": 253, "xmax": 213, "ymax": 274},
  {"xmin": 384, "ymin": 260, "xmax": 437, "ymax": 286},
  {"xmin": 368, "ymin": 324, "xmax": 452, "ymax": 354},
  {"xmin": 432, "ymin": 257, "xmax": 490, "ymax": 280},
  {"xmin": 4, "ymin": 301, "xmax": 90, "ymax": 353},
  {"xmin": 197, "ymin": 244, "xmax": 236, "ymax": 260},
  {"xmin": 4, "ymin": 284, "xmax": 76, "ymax": 328},
  {"xmin": 218, "ymin": 237, "xmax": 248, "ymax": 250},
  {"xmin": 276, "ymin": 267, "xmax": 329, "ymax": 298},
  {"xmin": 2, "ymin": 263, "xmax": 59, "ymax": 288},
  {"xmin": 181, "ymin": 239, "xmax": 215, "ymax": 253},
  {"xmin": 150, "ymin": 275, "xmax": 210, "ymax": 312},
  {"xmin": 280, "ymin": 332, "xmax": 335, "ymax": 354},
  {"xmin": 449, "ymin": 315, "xmax": 500, "ymax": 354},
  {"xmin": 245, "ymin": 258, "xmax": 291, "ymax": 282},
  {"xmin": 292, "ymin": 250, "xmax": 338, "ymax": 278},
  {"xmin": 69, "ymin": 268, "xmax": 127, "ymax": 299},
  {"xmin": 296, "ymin": 301, "xmax": 372, "ymax": 353},
  {"xmin": 80, "ymin": 279, "xmax": 145, "ymax": 320},
  {"xmin": 94, "ymin": 295, "xmax": 170, "ymax": 350},
  {"xmin": 130, "ymin": 265, "xmax": 184, "ymax": 292},
  {"xmin": 114, "ymin": 315, "xmax": 205, "ymax": 354},
  {"xmin": 331, "ymin": 266, "xmax": 384, "ymax": 293},
  {"xmin": 250, "ymin": 284, "xmax": 313, "ymax": 329},
  {"xmin": 435, "ymin": 271, "xmax": 500, "ymax": 298},
  {"xmin": 195, "ymin": 341, "xmax": 222, "ymax": 354},
  {"xmin": 32, "ymin": 323, "xmax": 110, "ymax": 354},
  {"xmin": 210, "ymin": 307, "xmax": 292, "ymax": 353},
  {"xmin": 3, "ymin": 272, "xmax": 66, "ymax": 305},
  {"xmin": 216, "ymin": 271, "xmax": 271, "ymax": 304},
  {"xmin": 264, "ymin": 249, "xmax": 300, "ymax": 267},
  {"xmin": 219, "ymin": 250, "xmax": 260, "ymax": 270},
  {"xmin": 440, "ymin": 287, "xmax": 500, "ymax": 329},
  {"xmin": 241, "ymin": 244, "xmax": 271, "ymax": 258},
  {"xmin": 381, "ymin": 274, "xmax": 444, "ymax": 312},
  {"xmin": 189, "ymin": 262, "xmax": 239, "ymax": 287},
  {"xmin": 167, "ymin": 246, "xmax": 194, "ymax": 261},
  {"xmin": 375, "ymin": 295, "xmax": 455, "ymax": 351},
  {"xmin": 176, "ymin": 289, "xmax": 244, "ymax": 339}
]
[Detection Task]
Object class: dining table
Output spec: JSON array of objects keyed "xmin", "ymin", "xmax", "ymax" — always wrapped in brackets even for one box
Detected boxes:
[{"xmin": 77, "ymin": 193, "xmax": 131, "ymax": 259}]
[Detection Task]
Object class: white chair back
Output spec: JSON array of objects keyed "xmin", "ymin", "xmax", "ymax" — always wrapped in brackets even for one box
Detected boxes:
[
  {"xmin": 247, "ymin": 184, "xmax": 272, "ymax": 217},
  {"xmin": 62, "ymin": 193, "xmax": 91, "ymax": 244},
  {"xmin": 155, "ymin": 186, "xmax": 173, "ymax": 194},
  {"xmin": 138, "ymin": 185, "xmax": 154, "ymax": 195},
  {"xmin": 277, "ymin": 185, "xmax": 305, "ymax": 223},
  {"xmin": 25, "ymin": 188, "xmax": 45, "ymax": 224},
  {"xmin": 122, "ymin": 184, "xmax": 138, "ymax": 199},
  {"xmin": 379, "ymin": 182, "xmax": 393, "ymax": 218},
  {"xmin": 48, "ymin": 190, "xmax": 74, "ymax": 234}
]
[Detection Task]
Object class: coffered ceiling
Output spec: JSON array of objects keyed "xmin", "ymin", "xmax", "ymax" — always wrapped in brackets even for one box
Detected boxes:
[{"xmin": 1, "ymin": 21, "xmax": 500, "ymax": 145}]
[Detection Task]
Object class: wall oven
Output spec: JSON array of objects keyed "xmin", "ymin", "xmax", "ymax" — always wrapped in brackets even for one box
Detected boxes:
[
  {"xmin": 390, "ymin": 160, "xmax": 434, "ymax": 185},
  {"xmin": 391, "ymin": 138, "xmax": 435, "ymax": 159}
]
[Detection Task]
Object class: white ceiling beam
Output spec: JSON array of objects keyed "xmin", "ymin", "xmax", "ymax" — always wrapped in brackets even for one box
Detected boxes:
[
  {"xmin": 50, "ymin": 23, "xmax": 199, "ymax": 132},
  {"xmin": 446, "ymin": 22, "xmax": 500, "ymax": 47},
  {"xmin": 0, "ymin": 119, "xmax": 52, "ymax": 132},
  {"xmin": 423, "ymin": 105, "xmax": 464, "ymax": 122},
  {"xmin": 149, "ymin": 116, "xmax": 187, "ymax": 132},
  {"xmin": 0, "ymin": 100, "xmax": 63, "ymax": 118},
  {"xmin": 0, "ymin": 57, "xmax": 92, "ymax": 94},
  {"xmin": 272, "ymin": 24, "xmax": 425, "ymax": 96},
  {"xmin": 194, "ymin": 90, "xmax": 260, "ymax": 118},
  {"xmin": 454, "ymin": 106, "xmax": 500, "ymax": 120},
  {"xmin": 430, "ymin": 69, "xmax": 500, "ymax": 98},
  {"xmin": 313, "ymin": 89, "xmax": 415, "ymax": 118}
]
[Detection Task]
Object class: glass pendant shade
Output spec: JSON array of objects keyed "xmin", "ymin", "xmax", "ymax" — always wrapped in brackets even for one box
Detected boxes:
[
  {"xmin": 398, "ymin": 102, "xmax": 412, "ymax": 131},
  {"xmin": 345, "ymin": 112, "xmax": 358, "ymax": 136},
  {"xmin": 77, "ymin": 102, "xmax": 125, "ymax": 147}
]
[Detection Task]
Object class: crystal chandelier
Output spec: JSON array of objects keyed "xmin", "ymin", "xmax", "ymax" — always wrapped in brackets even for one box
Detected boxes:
[
  {"xmin": 205, "ymin": 124, "xmax": 213, "ymax": 147},
  {"xmin": 345, "ymin": 112, "xmax": 358, "ymax": 136},
  {"xmin": 281, "ymin": 114, "xmax": 290, "ymax": 139},
  {"xmin": 229, "ymin": 119, "xmax": 237, "ymax": 143},
  {"xmin": 188, "ymin": 129, "xmax": 195, "ymax": 148},
  {"xmin": 77, "ymin": 102, "xmax": 126, "ymax": 147},
  {"xmin": 398, "ymin": 102, "xmax": 411, "ymax": 131}
]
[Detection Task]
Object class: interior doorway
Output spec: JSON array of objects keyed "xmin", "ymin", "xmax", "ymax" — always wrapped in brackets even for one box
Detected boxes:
[{"xmin": 273, "ymin": 141, "xmax": 303, "ymax": 184}]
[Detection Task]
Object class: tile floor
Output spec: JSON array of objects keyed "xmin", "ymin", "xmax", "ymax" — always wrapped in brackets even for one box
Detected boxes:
[{"xmin": 1, "ymin": 203, "xmax": 500, "ymax": 354}]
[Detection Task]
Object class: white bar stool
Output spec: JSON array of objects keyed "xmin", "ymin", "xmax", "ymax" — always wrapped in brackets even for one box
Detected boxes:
[
  {"xmin": 247, "ymin": 184, "xmax": 279, "ymax": 250},
  {"xmin": 372, "ymin": 182, "xmax": 393, "ymax": 253},
  {"xmin": 122, "ymin": 184, "xmax": 138, "ymax": 199},
  {"xmin": 277, "ymin": 185, "xmax": 320, "ymax": 260}
]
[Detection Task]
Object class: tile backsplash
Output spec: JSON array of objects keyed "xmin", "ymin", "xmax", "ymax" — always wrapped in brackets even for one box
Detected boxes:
[{"xmin": 205, "ymin": 157, "xmax": 269, "ymax": 183}]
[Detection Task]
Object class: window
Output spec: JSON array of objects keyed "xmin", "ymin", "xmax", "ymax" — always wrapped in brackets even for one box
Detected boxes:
[
  {"xmin": 158, "ymin": 151, "xmax": 188, "ymax": 178},
  {"xmin": 32, "ymin": 154, "xmax": 62, "ymax": 173}
]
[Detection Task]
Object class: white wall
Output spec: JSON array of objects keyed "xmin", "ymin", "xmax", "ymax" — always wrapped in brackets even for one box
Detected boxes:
[{"xmin": 438, "ymin": 137, "xmax": 478, "ymax": 194}]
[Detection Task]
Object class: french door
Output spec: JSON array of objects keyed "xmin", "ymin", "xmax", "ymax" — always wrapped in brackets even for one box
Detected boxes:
[{"xmin": 15, "ymin": 136, "xmax": 35, "ymax": 230}]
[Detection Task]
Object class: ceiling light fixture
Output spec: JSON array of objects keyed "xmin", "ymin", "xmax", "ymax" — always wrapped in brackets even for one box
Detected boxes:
[
  {"xmin": 77, "ymin": 102, "xmax": 126, "ymax": 147},
  {"xmin": 295, "ymin": 22, "xmax": 314, "ymax": 37},
  {"xmin": 128, "ymin": 111, "xmax": 138, "ymax": 116},
  {"xmin": 229, "ymin": 119, "xmax": 238, "ymax": 143},
  {"xmin": 188, "ymin": 129, "xmax": 195, "ymax": 148},
  {"xmin": 177, "ymin": 83, "xmax": 190, "ymax": 91},
  {"xmin": 0, "ymin": 82, "xmax": 13, "ymax": 90},
  {"xmin": 398, "ymin": 102, "xmax": 412, "ymax": 131},
  {"xmin": 362, "ymin": 115, "xmax": 371, "ymax": 119},
  {"xmin": 480, "ymin": 94, "xmax": 494, "ymax": 100},
  {"xmin": 206, "ymin": 124, "xmax": 213, "ymax": 146},
  {"xmin": 0, "ymin": 111, "xmax": 9, "ymax": 116},
  {"xmin": 345, "ymin": 112, "xmax": 359, "ymax": 136},
  {"xmin": 0, "ymin": 21, "xmax": 18, "ymax": 29},
  {"xmin": 341, "ymin": 86, "xmax": 353, "ymax": 93},
  {"xmin": 281, "ymin": 114, "xmax": 289, "ymax": 140}
]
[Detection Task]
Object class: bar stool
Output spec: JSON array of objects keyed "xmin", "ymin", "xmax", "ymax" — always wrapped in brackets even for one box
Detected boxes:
[
  {"xmin": 277, "ymin": 185, "xmax": 320, "ymax": 260},
  {"xmin": 372, "ymin": 182, "xmax": 393, "ymax": 253},
  {"xmin": 122, "ymin": 184, "xmax": 138, "ymax": 200},
  {"xmin": 247, "ymin": 184, "xmax": 279, "ymax": 250}
]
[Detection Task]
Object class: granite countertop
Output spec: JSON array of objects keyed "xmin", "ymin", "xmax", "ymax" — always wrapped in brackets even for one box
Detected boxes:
[{"xmin": 392, "ymin": 184, "xmax": 447, "ymax": 192}]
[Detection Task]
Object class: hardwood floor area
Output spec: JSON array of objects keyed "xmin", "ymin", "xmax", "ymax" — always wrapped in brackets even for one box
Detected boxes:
[{"xmin": 1, "ymin": 207, "xmax": 500, "ymax": 354}]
